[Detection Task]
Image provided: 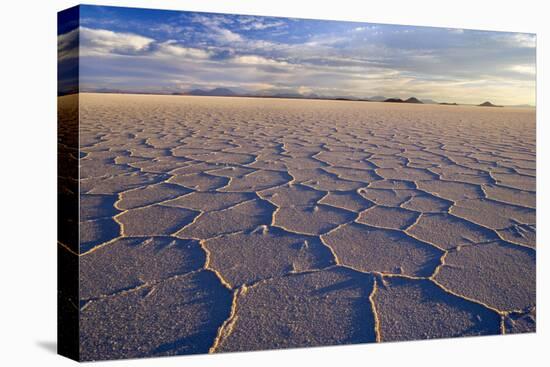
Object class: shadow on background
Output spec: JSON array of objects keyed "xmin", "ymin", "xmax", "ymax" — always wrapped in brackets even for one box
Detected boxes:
[{"xmin": 36, "ymin": 340, "xmax": 57, "ymax": 354}]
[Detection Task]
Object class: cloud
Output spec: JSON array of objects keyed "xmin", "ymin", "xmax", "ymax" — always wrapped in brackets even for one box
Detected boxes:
[
  {"xmin": 509, "ymin": 33, "xmax": 536, "ymax": 48},
  {"xmin": 149, "ymin": 24, "xmax": 187, "ymax": 35},
  {"xmin": 448, "ymin": 28, "xmax": 464, "ymax": 34},
  {"xmin": 236, "ymin": 16, "xmax": 287, "ymax": 30},
  {"xmin": 233, "ymin": 55, "xmax": 289, "ymax": 66},
  {"xmin": 190, "ymin": 14, "xmax": 243, "ymax": 43},
  {"xmin": 80, "ymin": 27, "xmax": 154, "ymax": 56},
  {"xmin": 58, "ymin": 28, "xmax": 79, "ymax": 61},
  {"xmin": 155, "ymin": 40, "xmax": 211, "ymax": 59},
  {"xmin": 215, "ymin": 28, "xmax": 243, "ymax": 43},
  {"xmin": 297, "ymin": 85, "xmax": 314, "ymax": 94},
  {"xmin": 491, "ymin": 32, "xmax": 535, "ymax": 49},
  {"xmin": 508, "ymin": 64, "xmax": 536, "ymax": 75}
]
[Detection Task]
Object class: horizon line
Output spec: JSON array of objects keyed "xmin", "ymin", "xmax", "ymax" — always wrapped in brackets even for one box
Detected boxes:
[{"xmin": 62, "ymin": 90, "xmax": 536, "ymax": 107}]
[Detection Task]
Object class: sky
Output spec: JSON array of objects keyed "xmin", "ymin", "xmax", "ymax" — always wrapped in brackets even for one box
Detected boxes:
[{"xmin": 58, "ymin": 5, "xmax": 536, "ymax": 105}]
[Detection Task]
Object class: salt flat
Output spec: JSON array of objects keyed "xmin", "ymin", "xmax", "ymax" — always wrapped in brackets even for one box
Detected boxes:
[{"xmin": 70, "ymin": 93, "xmax": 535, "ymax": 360}]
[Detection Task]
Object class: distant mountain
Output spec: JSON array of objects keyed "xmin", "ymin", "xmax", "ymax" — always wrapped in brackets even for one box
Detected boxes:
[
  {"xmin": 305, "ymin": 93, "xmax": 320, "ymax": 99},
  {"xmin": 253, "ymin": 89, "xmax": 314, "ymax": 99},
  {"xmin": 254, "ymin": 91, "xmax": 360, "ymax": 101},
  {"xmin": 333, "ymin": 95, "xmax": 361, "ymax": 100},
  {"xmin": 478, "ymin": 101, "xmax": 502, "ymax": 107},
  {"xmin": 369, "ymin": 96, "xmax": 387, "ymax": 101},
  {"xmin": 384, "ymin": 97, "xmax": 423, "ymax": 104},
  {"xmin": 439, "ymin": 102, "xmax": 458, "ymax": 106},
  {"xmin": 90, "ymin": 88, "xmax": 125, "ymax": 94},
  {"xmin": 405, "ymin": 97, "xmax": 423, "ymax": 104},
  {"xmin": 271, "ymin": 92, "xmax": 305, "ymax": 99},
  {"xmin": 181, "ymin": 89, "xmax": 206, "ymax": 95},
  {"xmin": 186, "ymin": 88, "xmax": 237, "ymax": 96}
]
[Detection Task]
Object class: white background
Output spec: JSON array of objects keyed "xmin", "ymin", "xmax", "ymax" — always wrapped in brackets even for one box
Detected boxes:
[{"xmin": 0, "ymin": 0, "xmax": 547, "ymax": 366}]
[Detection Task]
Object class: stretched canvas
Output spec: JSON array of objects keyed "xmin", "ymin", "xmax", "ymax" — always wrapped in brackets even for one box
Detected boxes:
[{"xmin": 57, "ymin": 4, "xmax": 536, "ymax": 362}]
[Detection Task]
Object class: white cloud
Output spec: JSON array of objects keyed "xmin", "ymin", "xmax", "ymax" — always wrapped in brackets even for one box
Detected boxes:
[
  {"xmin": 448, "ymin": 28, "xmax": 465, "ymax": 34},
  {"xmin": 190, "ymin": 14, "xmax": 243, "ymax": 44},
  {"xmin": 215, "ymin": 28, "xmax": 242, "ymax": 43},
  {"xmin": 156, "ymin": 41, "xmax": 211, "ymax": 59},
  {"xmin": 297, "ymin": 86, "xmax": 313, "ymax": 94},
  {"xmin": 58, "ymin": 28, "xmax": 79, "ymax": 61},
  {"xmin": 233, "ymin": 55, "xmax": 289, "ymax": 66},
  {"xmin": 150, "ymin": 24, "xmax": 186, "ymax": 35},
  {"xmin": 239, "ymin": 18, "xmax": 286, "ymax": 31},
  {"xmin": 80, "ymin": 27, "xmax": 154, "ymax": 56},
  {"xmin": 506, "ymin": 33, "xmax": 536, "ymax": 48},
  {"xmin": 509, "ymin": 64, "xmax": 536, "ymax": 75}
]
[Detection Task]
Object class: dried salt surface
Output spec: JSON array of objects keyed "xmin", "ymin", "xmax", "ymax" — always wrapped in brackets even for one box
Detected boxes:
[
  {"xmin": 219, "ymin": 169, "xmax": 291, "ymax": 192},
  {"xmin": 128, "ymin": 157, "xmax": 191, "ymax": 174},
  {"xmin": 358, "ymin": 206, "xmax": 419, "ymax": 230},
  {"xmin": 299, "ymin": 168, "xmax": 365, "ymax": 191},
  {"xmin": 358, "ymin": 187, "xmax": 417, "ymax": 206},
  {"xmin": 319, "ymin": 190, "xmax": 374, "ymax": 212},
  {"xmin": 505, "ymin": 309, "xmax": 536, "ymax": 334},
  {"xmin": 73, "ymin": 94, "xmax": 536, "ymax": 359},
  {"xmin": 80, "ymin": 271, "xmax": 232, "ymax": 361},
  {"xmin": 165, "ymin": 191, "xmax": 255, "ymax": 212},
  {"xmin": 208, "ymin": 165, "xmax": 256, "ymax": 178},
  {"xmin": 374, "ymin": 277, "xmax": 501, "ymax": 341},
  {"xmin": 204, "ymin": 227, "xmax": 334, "ymax": 287},
  {"xmin": 274, "ymin": 204, "xmax": 355, "ymax": 235},
  {"xmin": 168, "ymin": 172, "xmax": 229, "ymax": 191},
  {"xmin": 369, "ymin": 179, "xmax": 416, "ymax": 190},
  {"xmin": 497, "ymin": 223, "xmax": 536, "ymax": 248},
  {"xmin": 322, "ymin": 222, "xmax": 442, "ymax": 276},
  {"xmin": 315, "ymin": 150, "xmax": 375, "ymax": 169},
  {"xmin": 433, "ymin": 241, "xmax": 535, "ymax": 311},
  {"xmin": 377, "ymin": 167, "xmax": 439, "ymax": 181},
  {"xmin": 80, "ymin": 156, "xmax": 136, "ymax": 178},
  {"xmin": 80, "ymin": 172, "xmax": 165, "ymax": 195},
  {"xmin": 407, "ymin": 213, "xmax": 498, "ymax": 250},
  {"xmin": 259, "ymin": 183, "xmax": 325, "ymax": 207},
  {"xmin": 80, "ymin": 218, "xmax": 120, "ymax": 253},
  {"xmin": 80, "ymin": 237, "xmax": 205, "ymax": 300},
  {"xmin": 80, "ymin": 194, "xmax": 119, "ymax": 220},
  {"xmin": 168, "ymin": 161, "xmax": 222, "ymax": 175},
  {"xmin": 214, "ymin": 267, "xmax": 377, "ymax": 352},
  {"xmin": 115, "ymin": 182, "xmax": 191, "ymax": 210},
  {"xmin": 117, "ymin": 204, "xmax": 198, "ymax": 237},
  {"xmin": 482, "ymin": 184, "xmax": 535, "ymax": 208},
  {"xmin": 175, "ymin": 199, "xmax": 274, "ymax": 239},
  {"xmin": 282, "ymin": 156, "xmax": 327, "ymax": 169},
  {"xmin": 491, "ymin": 172, "xmax": 535, "ymax": 191},
  {"xmin": 401, "ymin": 194, "xmax": 452, "ymax": 213},
  {"xmin": 450, "ymin": 198, "xmax": 535, "ymax": 230},
  {"xmin": 323, "ymin": 166, "xmax": 381, "ymax": 182},
  {"xmin": 416, "ymin": 179, "xmax": 484, "ymax": 201}
]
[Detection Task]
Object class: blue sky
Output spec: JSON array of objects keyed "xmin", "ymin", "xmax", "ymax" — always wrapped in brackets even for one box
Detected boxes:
[{"xmin": 59, "ymin": 5, "xmax": 536, "ymax": 105}]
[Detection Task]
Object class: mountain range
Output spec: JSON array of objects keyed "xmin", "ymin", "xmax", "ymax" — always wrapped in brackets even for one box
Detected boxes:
[
  {"xmin": 176, "ymin": 87, "xmax": 237, "ymax": 96},
  {"xmin": 83, "ymin": 87, "xmax": 532, "ymax": 107},
  {"xmin": 176, "ymin": 88, "xmax": 431, "ymax": 103},
  {"xmin": 383, "ymin": 97, "xmax": 423, "ymax": 104}
]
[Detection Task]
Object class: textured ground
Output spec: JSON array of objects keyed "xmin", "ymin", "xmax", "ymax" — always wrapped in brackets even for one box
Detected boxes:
[{"xmin": 72, "ymin": 93, "xmax": 536, "ymax": 361}]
